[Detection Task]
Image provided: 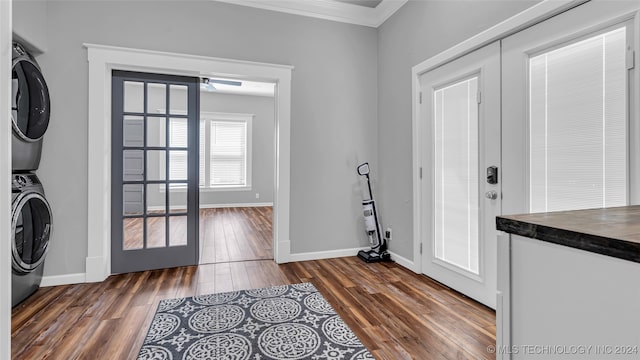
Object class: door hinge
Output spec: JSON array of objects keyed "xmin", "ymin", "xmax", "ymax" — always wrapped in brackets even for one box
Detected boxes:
[
  {"xmin": 419, "ymin": 243, "xmax": 423, "ymax": 254},
  {"xmin": 627, "ymin": 49, "xmax": 635, "ymax": 70},
  {"xmin": 419, "ymin": 167, "xmax": 423, "ymax": 179},
  {"xmin": 477, "ymin": 90, "xmax": 482, "ymax": 104},
  {"xmin": 419, "ymin": 91, "xmax": 423, "ymax": 104}
]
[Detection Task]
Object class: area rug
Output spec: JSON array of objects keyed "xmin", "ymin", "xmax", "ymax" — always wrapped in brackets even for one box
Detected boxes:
[{"xmin": 137, "ymin": 283, "xmax": 374, "ymax": 360}]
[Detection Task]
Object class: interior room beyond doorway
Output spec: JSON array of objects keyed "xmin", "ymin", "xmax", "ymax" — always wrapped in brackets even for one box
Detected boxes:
[{"xmin": 196, "ymin": 77, "xmax": 276, "ymax": 264}]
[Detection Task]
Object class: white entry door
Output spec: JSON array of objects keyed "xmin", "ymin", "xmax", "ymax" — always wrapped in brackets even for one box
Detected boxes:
[
  {"xmin": 502, "ymin": 1, "xmax": 637, "ymax": 216},
  {"xmin": 419, "ymin": 41, "xmax": 501, "ymax": 309}
]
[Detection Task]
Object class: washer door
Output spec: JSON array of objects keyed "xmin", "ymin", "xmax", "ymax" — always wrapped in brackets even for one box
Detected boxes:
[
  {"xmin": 12, "ymin": 192, "xmax": 53, "ymax": 273},
  {"xmin": 11, "ymin": 50, "xmax": 50, "ymax": 142}
]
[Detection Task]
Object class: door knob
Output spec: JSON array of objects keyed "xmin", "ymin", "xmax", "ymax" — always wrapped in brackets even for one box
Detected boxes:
[{"xmin": 485, "ymin": 190, "xmax": 498, "ymax": 200}]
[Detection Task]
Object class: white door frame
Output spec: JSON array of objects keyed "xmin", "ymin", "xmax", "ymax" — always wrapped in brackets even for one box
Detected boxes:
[
  {"xmin": 0, "ymin": 0, "xmax": 12, "ymax": 356},
  {"xmin": 410, "ymin": 0, "xmax": 585, "ymax": 274},
  {"xmin": 85, "ymin": 44, "xmax": 293, "ymax": 282}
]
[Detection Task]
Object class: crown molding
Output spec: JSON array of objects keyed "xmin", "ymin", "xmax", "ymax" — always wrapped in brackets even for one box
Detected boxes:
[{"xmin": 213, "ymin": 0, "xmax": 408, "ymax": 28}]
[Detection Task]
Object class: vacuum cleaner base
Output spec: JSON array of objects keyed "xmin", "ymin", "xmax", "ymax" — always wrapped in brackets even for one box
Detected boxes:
[{"xmin": 357, "ymin": 249, "xmax": 392, "ymax": 263}]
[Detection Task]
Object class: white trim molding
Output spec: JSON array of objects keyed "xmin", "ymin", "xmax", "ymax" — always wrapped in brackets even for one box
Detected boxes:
[
  {"xmin": 199, "ymin": 202, "xmax": 274, "ymax": 209},
  {"xmin": 411, "ymin": 0, "xmax": 587, "ymax": 275},
  {"xmin": 85, "ymin": 44, "xmax": 293, "ymax": 282},
  {"xmin": 0, "ymin": 0, "xmax": 12, "ymax": 356},
  {"xmin": 41, "ymin": 273, "xmax": 87, "ymax": 287},
  {"xmin": 388, "ymin": 251, "xmax": 417, "ymax": 273},
  {"xmin": 148, "ymin": 202, "xmax": 274, "ymax": 211},
  {"xmin": 288, "ymin": 247, "xmax": 368, "ymax": 263},
  {"xmin": 213, "ymin": 0, "xmax": 407, "ymax": 28}
]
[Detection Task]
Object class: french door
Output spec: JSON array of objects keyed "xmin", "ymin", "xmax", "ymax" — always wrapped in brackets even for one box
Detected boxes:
[
  {"xmin": 111, "ymin": 70, "xmax": 200, "ymax": 273},
  {"xmin": 419, "ymin": 42, "xmax": 501, "ymax": 309},
  {"xmin": 502, "ymin": 1, "xmax": 636, "ymax": 216}
]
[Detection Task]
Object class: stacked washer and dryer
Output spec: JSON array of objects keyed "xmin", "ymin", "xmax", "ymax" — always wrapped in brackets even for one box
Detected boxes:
[{"xmin": 10, "ymin": 42, "xmax": 53, "ymax": 307}]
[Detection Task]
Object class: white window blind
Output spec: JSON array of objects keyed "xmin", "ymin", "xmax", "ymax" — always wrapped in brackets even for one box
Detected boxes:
[
  {"xmin": 529, "ymin": 27, "xmax": 627, "ymax": 213},
  {"xmin": 199, "ymin": 120, "xmax": 206, "ymax": 187},
  {"xmin": 210, "ymin": 120, "xmax": 247, "ymax": 187},
  {"xmin": 169, "ymin": 118, "xmax": 188, "ymax": 182},
  {"xmin": 433, "ymin": 76, "xmax": 480, "ymax": 275},
  {"xmin": 168, "ymin": 112, "xmax": 252, "ymax": 190}
]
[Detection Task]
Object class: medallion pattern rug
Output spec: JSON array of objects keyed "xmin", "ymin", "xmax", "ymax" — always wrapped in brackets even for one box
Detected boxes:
[{"xmin": 137, "ymin": 282, "xmax": 374, "ymax": 359}]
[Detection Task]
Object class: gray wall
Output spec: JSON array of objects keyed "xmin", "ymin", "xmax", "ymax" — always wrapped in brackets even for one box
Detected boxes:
[
  {"xmin": 199, "ymin": 92, "xmax": 275, "ymax": 206},
  {"xmin": 12, "ymin": 0, "xmax": 47, "ymax": 53},
  {"xmin": 32, "ymin": 0, "xmax": 377, "ymax": 276},
  {"xmin": 376, "ymin": 0, "xmax": 539, "ymax": 260},
  {"xmin": 142, "ymin": 90, "xmax": 276, "ymax": 208}
]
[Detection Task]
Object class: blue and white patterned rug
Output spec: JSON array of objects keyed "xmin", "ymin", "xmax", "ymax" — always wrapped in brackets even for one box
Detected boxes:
[{"xmin": 137, "ymin": 282, "xmax": 375, "ymax": 359}]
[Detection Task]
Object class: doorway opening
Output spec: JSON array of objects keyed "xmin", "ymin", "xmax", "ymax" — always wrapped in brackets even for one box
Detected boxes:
[
  {"xmin": 197, "ymin": 77, "xmax": 275, "ymax": 264},
  {"xmin": 86, "ymin": 44, "xmax": 293, "ymax": 281}
]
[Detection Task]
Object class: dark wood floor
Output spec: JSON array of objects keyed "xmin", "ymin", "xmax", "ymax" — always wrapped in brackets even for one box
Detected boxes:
[
  {"xmin": 123, "ymin": 207, "xmax": 273, "ymax": 263},
  {"xmin": 11, "ymin": 257, "xmax": 496, "ymax": 359},
  {"xmin": 199, "ymin": 206, "xmax": 273, "ymax": 264}
]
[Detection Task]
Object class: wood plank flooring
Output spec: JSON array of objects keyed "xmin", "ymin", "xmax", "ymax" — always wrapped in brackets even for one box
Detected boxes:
[
  {"xmin": 11, "ymin": 257, "xmax": 496, "ymax": 359},
  {"xmin": 199, "ymin": 206, "xmax": 273, "ymax": 264},
  {"xmin": 122, "ymin": 207, "xmax": 273, "ymax": 263}
]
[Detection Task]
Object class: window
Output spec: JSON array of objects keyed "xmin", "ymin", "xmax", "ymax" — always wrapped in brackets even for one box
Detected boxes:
[
  {"xmin": 529, "ymin": 26, "xmax": 628, "ymax": 212},
  {"xmin": 167, "ymin": 112, "xmax": 252, "ymax": 190},
  {"xmin": 199, "ymin": 112, "xmax": 253, "ymax": 189}
]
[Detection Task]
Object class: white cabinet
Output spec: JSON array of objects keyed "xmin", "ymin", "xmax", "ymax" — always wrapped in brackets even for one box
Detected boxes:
[{"xmin": 497, "ymin": 230, "xmax": 640, "ymax": 360}]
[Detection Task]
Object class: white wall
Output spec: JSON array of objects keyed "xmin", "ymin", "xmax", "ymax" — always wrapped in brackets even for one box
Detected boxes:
[
  {"xmin": 35, "ymin": 0, "xmax": 377, "ymax": 277},
  {"xmin": 1, "ymin": 1, "xmax": 12, "ymax": 357},
  {"xmin": 376, "ymin": 0, "xmax": 540, "ymax": 261}
]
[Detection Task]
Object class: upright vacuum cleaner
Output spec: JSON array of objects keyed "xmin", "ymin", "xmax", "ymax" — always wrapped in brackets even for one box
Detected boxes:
[{"xmin": 356, "ymin": 163, "xmax": 391, "ymax": 263}]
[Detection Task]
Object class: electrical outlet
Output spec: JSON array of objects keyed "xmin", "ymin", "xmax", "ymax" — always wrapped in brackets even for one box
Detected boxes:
[
  {"xmin": 385, "ymin": 227, "xmax": 392, "ymax": 241},
  {"xmin": 256, "ymin": 193, "xmax": 260, "ymax": 199}
]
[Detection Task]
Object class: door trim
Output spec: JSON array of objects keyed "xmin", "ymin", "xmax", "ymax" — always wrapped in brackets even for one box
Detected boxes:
[
  {"xmin": 0, "ymin": 0, "xmax": 11, "ymax": 357},
  {"xmin": 410, "ymin": 0, "xmax": 587, "ymax": 274},
  {"xmin": 85, "ymin": 44, "xmax": 293, "ymax": 282}
]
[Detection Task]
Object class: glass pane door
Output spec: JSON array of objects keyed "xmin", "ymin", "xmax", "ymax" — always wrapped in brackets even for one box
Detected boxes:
[
  {"xmin": 528, "ymin": 26, "xmax": 628, "ymax": 212},
  {"xmin": 434, "ymin": 76, "xmax": 480, "ymax": 275},
  {"xmin": 111, "ymin": 71, "xmax": 199, "ymax": 273},
  {"xmin": 420, "ymin": 41, "xmax": 501, "ymax": 309}
]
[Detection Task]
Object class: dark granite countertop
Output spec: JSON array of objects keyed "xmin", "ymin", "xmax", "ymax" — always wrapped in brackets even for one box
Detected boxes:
[{"xmin": 496, "ymin": 205, "xmax": 640, "ymax": 263}]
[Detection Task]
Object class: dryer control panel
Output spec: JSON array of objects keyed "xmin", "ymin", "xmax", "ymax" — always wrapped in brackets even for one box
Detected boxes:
[{"xmin": 12, "ymin": 173, "xmax": 40, "ymax": 190}]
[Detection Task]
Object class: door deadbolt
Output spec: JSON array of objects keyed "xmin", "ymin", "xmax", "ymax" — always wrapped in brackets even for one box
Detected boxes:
[{"xmin": 487, "ymin": 166, "xmax": 498, "ymax": 185}]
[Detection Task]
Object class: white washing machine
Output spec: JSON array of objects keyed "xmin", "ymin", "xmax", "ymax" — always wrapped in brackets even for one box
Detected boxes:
[
  {"xmin": 11, "ymin": 42, "xmax": 50, "ymax": 172},
  {"xmin": 11, "ymin": 173, "xmax": 52, "ymax": 307}
]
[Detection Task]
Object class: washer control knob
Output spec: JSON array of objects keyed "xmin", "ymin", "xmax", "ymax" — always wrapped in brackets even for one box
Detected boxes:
[{"xmin": 16, "ymin": 175, "xmax": 28, "ymax": 187}]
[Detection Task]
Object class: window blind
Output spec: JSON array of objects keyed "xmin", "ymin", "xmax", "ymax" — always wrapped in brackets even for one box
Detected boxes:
[
  {"xmin": 167, "ymin": 115, "xmax": 250, "ymax": 189},
  {"xmin": 529, "ymin": 27, "xmax": 627, "ymax": 212},
  {"xmin": 433, "ymin": 77, "xmax": 480, "ymax": 275},
  {"xmin": 168, "ymin": 119, "xmax": 188, "ymax": 182},
  {"xmin": 210, "ymin": 120, "xmax": 247, "ymax": 186}
]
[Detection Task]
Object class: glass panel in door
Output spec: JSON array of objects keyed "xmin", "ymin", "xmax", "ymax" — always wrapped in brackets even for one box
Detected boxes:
[
  {"xmin": 111, "ymin": 71, "xmax": 199, "ymax": 274},
  {"xmin": 528, "ymin": 26, "xmax": 628, "ymax": 212},
  {"xmin": 433, "ymin": 77, "xmax": 480, "ymax": 275}
]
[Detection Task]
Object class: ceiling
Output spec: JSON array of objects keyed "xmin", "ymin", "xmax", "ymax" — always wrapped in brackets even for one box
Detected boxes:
[{"xmin": 213, "ymin": 0, "xmax": 408, "ymax": 27}]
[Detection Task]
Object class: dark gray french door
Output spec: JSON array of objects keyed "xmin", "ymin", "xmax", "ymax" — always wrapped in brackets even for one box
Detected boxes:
[{"xmin": 111, "ymin": 70, "xmax": 199, "ymax": 273}]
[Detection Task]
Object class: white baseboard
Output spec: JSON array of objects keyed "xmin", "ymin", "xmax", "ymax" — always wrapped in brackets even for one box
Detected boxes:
[
  {"xmin": 288, "ymin": 247, "xmax": 368, "ymax": 262},
  {"xmin": 147, "ymin": 202, "xmax": 274, "ymax": 211},
  {"xmin": 41, "ymin": 273, "xmax": 86, "ymax": 287},
  {"xmin": 388, "ymin": 250, "xmax": 418, "ymax": 273},
  {"xmin": 200, "ymin": 202, "xmax": 273, "ymax": 209}
]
